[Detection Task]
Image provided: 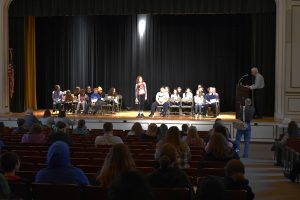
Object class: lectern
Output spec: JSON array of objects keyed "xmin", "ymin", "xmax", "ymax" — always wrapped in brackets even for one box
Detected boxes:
[{"xmin": 235, "ymin": 85, "xmax": 250, "ymax": 118}]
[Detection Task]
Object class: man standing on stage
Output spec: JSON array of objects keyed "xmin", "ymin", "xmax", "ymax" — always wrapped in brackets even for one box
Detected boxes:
[{"xmin": 247, "ymin": 67, "xmax": 265, "ymax": 118}]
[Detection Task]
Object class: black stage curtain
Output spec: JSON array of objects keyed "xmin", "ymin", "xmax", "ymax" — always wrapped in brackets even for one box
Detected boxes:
[
  {"xmin": 9, "ymin": 0, "xmax": 276, "ymax": 16},
  {"xmin": 32, "ymin": 14, "xmax": 275, "ymax": 116},
  {"xmin": 9, "ymin": 17, "xmax": 25, "ymax": 112}
]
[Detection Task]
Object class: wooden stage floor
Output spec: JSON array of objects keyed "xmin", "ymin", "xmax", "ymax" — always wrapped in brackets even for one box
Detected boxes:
[{"xmin": 0, "ymin": 110, "xmax": 275, "ymax": 123}]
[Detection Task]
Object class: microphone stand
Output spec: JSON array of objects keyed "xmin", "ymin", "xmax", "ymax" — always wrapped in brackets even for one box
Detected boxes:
[{"xmin": 238, "ymin": 75, "xmax": 248, "ymax": 86}]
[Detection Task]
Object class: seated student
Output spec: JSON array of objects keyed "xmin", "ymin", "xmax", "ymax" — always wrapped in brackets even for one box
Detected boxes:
[
  {"xmin": 170, "ymin": 89, "xmax": 181, "ymax": 106},
  {"xmin": 223, "ymin": 159, "xmax": 255, "ymax": 200},
  {"xmin": 86, "ymin": 86, "xmax": 93, "ymax": 99},
  {"xmin": 156, "ymin": 126, "xmax": 191, "ymax": 168},
  {"xmin": 205, "ymin": 87, "xmax": 219, "ymax": 117},
  {"xmin": 107, "ymin": 87, "xmax": 119, "ymax": 104},
  {"xmin": 273, "ymin": 121, "xmax": 300, "ymax": 166},
  {"xmin": 21, "ymin": 123, "xmax": 46, "ymax": 144},
  {"xmin": 128, "ymin": 122, "xmax": 145, "ymax": 136},
  {"xmin": 194, "ymin": 90, "xmax": 208, "ymax": 118},
  {"xmin": 148, "ymin": 143, "xmax": 193, "ymax": 193},
  {"xmin": 84, "ymin": 88, "xmax": 103, "ymax": 115},
  {"xmin": 209, "ymin": 124, "xmax": 234, "ymax": 150},
  {"xmin": 94, "ymin": 144, "xmax": 136, "ymax": 188},
  {"xmin": 47, "ymin": 121, "xmax": 73, "ymax": 145},
  {"xmin": 39, "ymin": 109, "xmax": 54, "ymax": 128},
  {"xmin": 108, "ymin": 171, "xmax": 154, "ymax": 200},
  {"xmin": 182, "ymin": 88, "xmax": 193, "ymax": 101},
  {"xmin": 23, "ymin": 108, "xmax": 41, "ymax": 129},
  {"xmin": 180, "ymin": 124, "xmax": 189, "ymax": 139},
  {"xmin": 35, "ymin": 141, "xmax": 89, "ymax": 186},
  {"xmin": 76, "ymin": 89, "xmax": 89, "ymax": 114},
  {"xmin": 54, "ymin": 110, "xmax": 74, "ymax": 128},
  {"xmin": 157, "ymin": 124, "xmax": 168, "ymax": 141},
  {"xmin": 73, "ymin": 119, "xmax": 89, "ymax": 135},
  {"xmin": 203, "ymin": 133, "xmax": 238, "ymax": 162},
  {"xmin": 206, "ymin": 118, "xmax": 231, "ymax": 143},
  {"xmin": 63, "ymin": 90, "xmax": 74, "ymax": 113},
  {"xmin": 141, "ymin": 123, "xmax": 158, "ymax": 140},
  {"xmin": 149, "ymin": 86, "xmax": 170, "ymax": 117},
  {"xmin": 52, "ymin": 85, "xmax": 63, "ymax": 112},
  {"xmin": 73, "ymin": 86, "xmax": 81, "ymax": 99},
  {"xmin": 184, "ymin": 126, "xmax": 205, "ymax": 148},
  {"xmin": 12, "ymin": 118, "xmax": 28, "ymax": 134},
  {"xmin": 1, "ymin": 152, "xmax": 31, "ymax": 200},
  {"xmin": 177, "ymin": 86, "xmax": 183, "ymax": 98},
  {"xmin": 95, "ymin": 122, "xmax": 123, "ymax": 146},
  {"xmin": 195, "ymin": 175, "xmax": 225, "ymax": 200}
]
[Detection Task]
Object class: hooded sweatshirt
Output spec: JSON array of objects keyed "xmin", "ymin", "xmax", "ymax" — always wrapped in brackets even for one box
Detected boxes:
[
  {"xmin": 223, "ymin": 176, "xmax": 255, "ymax": 200},
  {"xmin": 35, "ymin": 141, "xmax": 89, "ymax": 186}
]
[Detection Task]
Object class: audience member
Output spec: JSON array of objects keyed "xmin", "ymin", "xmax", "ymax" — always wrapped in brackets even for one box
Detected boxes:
[
  {"xmin": 73, "ymin": 119, "xmax": 89, "ymax": 135},
  {"xmin": 54, "ymin": 110, "xmax": 74, "ymax": 128},
  {"xmin": 184, "ymin": 126, "xmax": 205, "ymax": 148},
  {"xmin": 148, "ymin": 143, "xmax": 193, "ymax": 193},
  {"xmin": 35, "ymin": 141, "xmax": 89, "ymax": 186},
  {"xmin": 95, "ymin": 122, "xmax": 123, "ymax": 146},
  {"xmin": 156, "ymin": 126, "xmax": 191, "ymax": 168},
  {"xmin": 11, "ymin": 118, "xmax": 28, "ymax": 134},
  {"xmin": 273, "ymin": 121, "xmax": 300, "ymax": 166},
  {"xmin": 23, "ymin": 108, "xmax": 40, "ymax": 129},
  {"xmin": 141, "ymin": 123, "xmax": 158, "ymax": 140},
  {"xmin": 39, "ymin": 109, "xmax": 54, "ymax": 128},
  {"xmin": 127, "ymin": 122, "xmax": 145, "ymax": 136},
  {"xmin": 181, "ymin": 124, "xmax": 189, "ymax": 139},
  {"xmin": 95, "ymin": 144, "xmax": 136, "ymax": 188},
  {"xmin": 47, "ymin": 121, "xmax": 73, "ymax": 145},
  {"xmin": 157, "ymin": 124, "xmax": 168, "ymax": 141},
  {"xmin": 196, "ymin": 175, "xmax": 225, "ymax": 200},
  {"xmin": 21, "ymin": 123, "xmax": 46, "ymax": 144},
  {"xmin": 203, "ymin": 133, "xmax": 238, "ymax": 162},
  {"xmin": 223, "ymin": 159, "xmax": 255, "ymax": 200},
  {"xmin": 108, "ymin": 171, "xmax": 154, "ymax": 200}
]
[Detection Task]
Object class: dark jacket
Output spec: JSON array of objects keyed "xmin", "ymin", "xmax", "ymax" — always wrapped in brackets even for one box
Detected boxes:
[
  {"xmin": 238, "ymin": 106, "xmax": 255, "ymax": 123},
  {"xmin": 47, "ymin": 131, "xmax": 73, "ymax": 145},
  {"xmin": 223, "ymin": 176, "xmax": 255, "ymax": 200},
  {"xmin": 147, "ymin": 167, "xmax": 192, "ymax": 189},
  {"xmin": 24, "ymin": 114, "xmax": 40, "ymax": 129},
  {"xmin": 35, "ymin": 141, "xmax": 89, "ymax": 186},
  {"xmin": 203, "ymin": 151, "xmax": 239, "ymax": 162}
]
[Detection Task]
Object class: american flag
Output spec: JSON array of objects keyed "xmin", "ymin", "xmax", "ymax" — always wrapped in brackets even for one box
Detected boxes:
[{"xmin": 8, "ymin": 48, "xmax": 14, "ymax": 99}]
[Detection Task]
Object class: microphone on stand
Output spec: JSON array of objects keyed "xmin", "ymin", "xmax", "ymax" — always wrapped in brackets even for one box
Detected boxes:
[{"xmin": 238, "ymin": 74, "xmax": 249, "ymax": 86}]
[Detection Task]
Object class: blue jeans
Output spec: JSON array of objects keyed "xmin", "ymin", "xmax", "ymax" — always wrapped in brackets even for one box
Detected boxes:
[{"xmin": 235, "ymin": 122, "xmax": 251, "ymax": 157}]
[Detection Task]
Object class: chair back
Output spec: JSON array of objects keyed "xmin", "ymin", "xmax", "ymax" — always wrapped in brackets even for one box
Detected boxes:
[
  {"xmin": 225, "ymin": 190, "xmax": 247, "ymax": 200},
  {"xmin": 82, "ymin": 186, "xmax": 107, "ymax": 200},
  {"xmin": 153, "ymin": 188, "xmax": 190, "ymax": 200}
]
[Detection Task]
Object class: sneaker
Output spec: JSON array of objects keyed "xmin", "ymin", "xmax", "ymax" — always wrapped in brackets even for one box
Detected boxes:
[
  {"xmin": 141, "ymin": 113, "xmax": 144, "ymax": 117},
  {"xmin": 136, "ymin": 113, "xmax": 141, "ymax": 118},
  {"xmin": 149, "ymin": 114, "xmax": 154, "ymax": 118}
]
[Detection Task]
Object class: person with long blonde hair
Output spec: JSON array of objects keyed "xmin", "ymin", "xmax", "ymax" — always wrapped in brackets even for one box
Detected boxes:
[
  {"xmin": 184, "ymin": 126, "xmax": 205, "ymax": 148},
  {"xmin": 95, "ymin": 144, "xmax": 136, "ymax": 188},
  {"xmin": 156, "ymin": 126, "xmax": 191, "ymax": 168}
]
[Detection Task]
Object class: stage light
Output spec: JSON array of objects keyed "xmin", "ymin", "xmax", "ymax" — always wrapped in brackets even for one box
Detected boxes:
[{"xmin": 138, "ymin": 16, "xmax": 146, "ymax": 38}]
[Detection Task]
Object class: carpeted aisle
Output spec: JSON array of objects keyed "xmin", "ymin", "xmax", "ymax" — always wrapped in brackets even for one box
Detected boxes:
[{"xmin": 241, "ymin": 143, "xmax": 300, "ymax": 200}]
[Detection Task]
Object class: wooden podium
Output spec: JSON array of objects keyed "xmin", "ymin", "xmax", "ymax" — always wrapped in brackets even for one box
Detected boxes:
[{"xmin": 235, "ymin": 85, "xmax": 250, "ymax": 118}]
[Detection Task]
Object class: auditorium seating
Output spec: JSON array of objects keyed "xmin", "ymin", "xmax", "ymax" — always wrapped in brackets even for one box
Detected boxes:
[
  {"xmin": 283, "ymin": 139, "xmax": 300, "ymax": 181},
  {"xmin": 0, "ymin": 128, "xmax": 251, "ymax": 199}
]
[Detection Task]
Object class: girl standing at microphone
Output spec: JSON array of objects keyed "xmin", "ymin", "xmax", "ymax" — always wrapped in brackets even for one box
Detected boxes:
[{"xmin": 135, "ymin": 76, "xmax": 147, "ymax": 118}]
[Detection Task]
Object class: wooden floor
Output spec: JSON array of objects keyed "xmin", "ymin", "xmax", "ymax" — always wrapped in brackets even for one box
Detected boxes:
[{"xmin": 0, "ymin": 110, "xmax": 275, "ymax": 123}]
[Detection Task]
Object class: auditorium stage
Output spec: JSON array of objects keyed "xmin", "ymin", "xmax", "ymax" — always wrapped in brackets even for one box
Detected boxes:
[{"xmin": 0, "ymin": 110, "xmax": 275, "ymax": 123}]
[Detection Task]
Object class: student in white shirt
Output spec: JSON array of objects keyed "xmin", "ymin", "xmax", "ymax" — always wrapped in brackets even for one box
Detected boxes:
[
  {"xmin": 170, "ymin": 89, "xmax": 181, "ymax": 106},
  {"xmin": 194, "ymin": 90, "xmax": 208, "ymax": 118},
  {"xmin": 149, "ymin": 86, "xmax": 170, "ymax": 117},
  {"xmin": 94, "ymin": 122, "xmax": 123, "ymax": 146}
]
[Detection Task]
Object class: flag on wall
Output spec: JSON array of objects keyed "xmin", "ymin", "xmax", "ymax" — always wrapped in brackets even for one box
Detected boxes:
[{"xmin": 8, "ymin": 48, "xmax": 15, "ymax": 99}]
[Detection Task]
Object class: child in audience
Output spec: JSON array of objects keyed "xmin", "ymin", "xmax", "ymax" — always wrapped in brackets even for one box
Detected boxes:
[
  {"xmin": 73, "ymin": 119, "xmax": 89, "ymax": 135},
  {"xmin": 223, "ymin": 159, "xmax": 255, "ymax": 200},
  {"xmin": 21, "ymin": 123, "xmax": 46, "ymax": 144},
  {"xmin": 95, "ymin": 144, "xmax": 136, "ymax": 188},
  {"xmin": 54, "ymin": 110, "xmax": 74, "ymax": 129},
  {"xmin": 148, "ymin": 143, "xmax": 192, "ymax": 193},
  {"xmin": 12, "ymin": 118, "xmax": 28, "ymax": 134},
  {"xmin": 156, "ymin": 126, "xmax": 191, "ymax": 168},
  {"xmin": 128, "ymin": 122, "xmax": 145, "ymax": 136},
  {"xmin": 23, "ymin": 108, "xmax": 41, "ymax": 129},
  {"xmin": 196, "ymin": 175, "xmax": 225, "ymax": 200},
  {"xmin": 180, "ymin": 124, "xmax": 189, "ymax": 139},
  {"xmin": 157, "ymin": 124, "xmax": 168, "ymax": 141},
  {"xmin": 39, "ymin": 109, "xmax": 54, "ymax": 128},
  {"xmin": 35, "ymin": 141, "xmax": 89, "ymax": 186},
  {"xmin": 184, "ymin": 126, "xmax": 205, "ymax": 148},
  {"xmin": 47, "ymin": 121, "xmax": 73, "ymax": 145},
  {"xmin": 141, "ymin": 123, "xmax": 158, "ymax": 140},
  {"xmin": 108, "ymin": 171, "xmax": 154, "ymax": 200}
]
